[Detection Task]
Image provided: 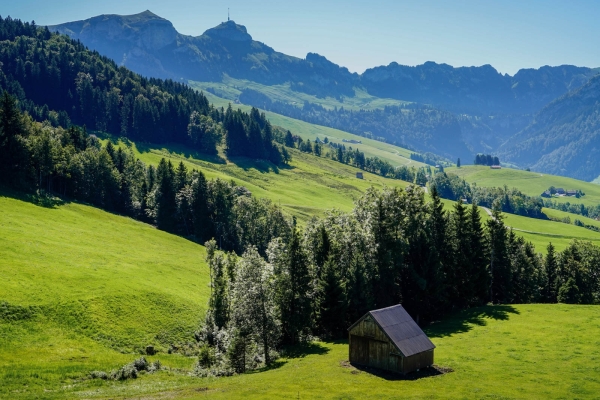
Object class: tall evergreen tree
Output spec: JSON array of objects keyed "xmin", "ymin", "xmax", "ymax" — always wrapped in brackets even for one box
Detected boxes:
[
  {"xmin": 486, "ymin": 202, "xmax": 511, "ymax": 303},
  {"xmin": 191, "ymin": 171, "xmax": 210, "ymax": 242},
  {"xmin": 468, "ymin": 202, "xmax": 489, "ymax": 305},
  {"xmin": 544, "ymin": 242, "xmax": 558, "ymax": 303},
  {"xmin": 274, "ymin": 225, "xmax": 314, "ymax": 344},
  {"xmin": 155, "ymin": 158, "xmax": 177, "ymax": 232}
]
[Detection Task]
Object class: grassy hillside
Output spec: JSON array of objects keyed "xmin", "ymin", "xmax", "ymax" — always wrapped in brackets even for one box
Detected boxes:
[
  {"xmin": 106, "ymin": 138, "xmax": 600, "ymax": 251},
  {"xmin": 107, "ymin": 139, "xmax": 410, "ymax": 223},
  {"xmin": 194, "ymin": 87, "xmax": 425, "ymax": 168},
  {"xmin": 477, "ymin": 207, "xmax": 600, "ymax": 252},
  {"xmin": 0, "ymin": 191, "xmax": 210, "ymax": 398},
  {"xmin": 447, "ymin": 165, "xmax": 600, "ymax": 206},
  {"xmin": 192, "ymin": 76, "xmax": 409, "ymax": 111}
]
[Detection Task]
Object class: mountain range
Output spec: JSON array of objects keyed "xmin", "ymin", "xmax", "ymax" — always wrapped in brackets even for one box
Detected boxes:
[{"xmin": 49, "ymin": 10, "xmax": 600, "ymax": 180}]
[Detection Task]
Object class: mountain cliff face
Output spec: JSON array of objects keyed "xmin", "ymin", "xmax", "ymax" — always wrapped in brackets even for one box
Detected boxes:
[
  {"xmin": 361, "ymin": 62, "xmax": 596, "ymax": 114},
  {"xmin": 49, "ymin": 12, "xmax": 356, "ymax": 97},
  {"xmin": 499, "ymin": 75, "xmax": 600, "ymax": 181}
]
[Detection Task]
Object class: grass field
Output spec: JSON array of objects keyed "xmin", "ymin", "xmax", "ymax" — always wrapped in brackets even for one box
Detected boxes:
[
  {"xmin": 0, "ymin": 190, "xmax": 210, "ymax": 399},
  {"xmin": 191, "ymin": 76, "xmax": 410, "ymax": 111},
  {"xmin": 2, "ymin": 180, "xmax": 600, "ymax": 398},
  {"xmin": 447, "ymin": 165, "xmax": 600, "ymax": 206},
  {"xmin": 477, "ymin": 208, "xmax": 600, "ymax": 252},
  {"xmin": 192, "ymin": 86, "xmax": 424, "ymax": 168}
]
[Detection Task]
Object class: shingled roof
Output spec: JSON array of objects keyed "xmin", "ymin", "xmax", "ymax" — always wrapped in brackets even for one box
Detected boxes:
[{"xmin": 349, "ymin": 305, "xmax": 435, "ymax": 357}]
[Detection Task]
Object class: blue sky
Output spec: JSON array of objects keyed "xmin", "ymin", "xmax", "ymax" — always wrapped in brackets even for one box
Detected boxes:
[{"xmin": 4, "ymin": 0, "xmax": 599, "ymax": 75}]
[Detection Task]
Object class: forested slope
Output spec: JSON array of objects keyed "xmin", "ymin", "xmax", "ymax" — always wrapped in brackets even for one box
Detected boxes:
[{"xmin": 500, "ymin": 75, "xmax": 600, "ymax": 181}]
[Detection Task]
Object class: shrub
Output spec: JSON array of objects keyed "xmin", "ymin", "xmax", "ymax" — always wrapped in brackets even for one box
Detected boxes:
[{"xmin": 89, "ymin": 371, "xmax": 108, "ymax": 380}]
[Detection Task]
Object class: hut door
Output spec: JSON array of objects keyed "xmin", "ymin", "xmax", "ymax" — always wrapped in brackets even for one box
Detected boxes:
[{"xmin": 351, "ymin": 335, "xmax": 369, "ymax": 365}]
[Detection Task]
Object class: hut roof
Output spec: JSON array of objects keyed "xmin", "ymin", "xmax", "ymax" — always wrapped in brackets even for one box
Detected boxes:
[{"xmin": 349, "ymin": 305, "xmax": 435, "ymax": 357}]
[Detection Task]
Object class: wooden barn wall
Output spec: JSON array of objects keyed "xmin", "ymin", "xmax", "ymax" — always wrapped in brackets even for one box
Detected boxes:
[
  {"xmin": 402, "ymin": 350, "xmax": 434, "ymax": 373},
  {"xmin": 349, "ymin": 318, "xmax": 388, "ymax": 342},
  {"xmin": 349, "ymin": 317, "xmax": 434, "ymax": 374}
]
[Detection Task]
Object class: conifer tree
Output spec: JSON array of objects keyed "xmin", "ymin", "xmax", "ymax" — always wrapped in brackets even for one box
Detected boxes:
[
  {"xmin": 191, "ymin": 171, "xmax": 210, "ymax": 242},
  {"xmin": 155, "ymin": 158, "xmax": 177, "ymax": 232},
  {"xmin": 274, "ymin": 224, "xmax": 314, "ymax": 344},
  {"xmin": 544, "ymin": 242, "xmax": 558, "ymax": 302},
  {"xmin": 486, "ymin": 202, "xmax": 510, "ymax": 303},
  {"xmin": 175, "ymin": 161, "xmax": 188, "ymax": 193},
  {"xmin": 317, "ymin": 258, "xmax": 346, "ymax": 338},
  {"xmin": 468, "ymin": 202, "xmax": 489, "ymax": 304}
]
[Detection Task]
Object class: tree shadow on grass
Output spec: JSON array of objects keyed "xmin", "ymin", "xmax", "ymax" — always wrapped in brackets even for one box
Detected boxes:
[
  {"xmin": 426, "ymin": 304, "xmax": 520, "ymax": 338},
  {"xmin": 134, "ymin": 141, "xmax": 227, "ymax": 165},
  {"xmin": 227, "ymin": 156, "xmax": 294, "ymax": 174},
  {"xmin": 247, "ymin": 342, "xmax": 331, "ymax": 374},
  {"xmin": 0, "ymin": 186, "xmax": 69, "ymax": 209}
]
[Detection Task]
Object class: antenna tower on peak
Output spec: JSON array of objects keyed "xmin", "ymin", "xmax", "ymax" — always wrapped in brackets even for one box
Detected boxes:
[{"xmin": 228, "ymin": 8, "xmax": 230, "ymax": 21}]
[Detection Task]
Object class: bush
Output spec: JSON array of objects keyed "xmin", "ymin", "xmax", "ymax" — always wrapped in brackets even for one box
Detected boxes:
[
  {"xmin": 89, "ymin": 371, "xmax": 108, "ymax": 380},
  {"xmin": 90, "ymin": 357, "xmax": 161, "ymax": 381},
  {"xmin": 110, "ymin": 363, "xmax": 138, "ymax": 381}
]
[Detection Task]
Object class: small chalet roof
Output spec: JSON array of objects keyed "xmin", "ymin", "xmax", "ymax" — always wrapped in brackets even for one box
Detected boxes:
[{"xmin": 349, "ymin": 305, "xmax": 435, "ymax": 357}]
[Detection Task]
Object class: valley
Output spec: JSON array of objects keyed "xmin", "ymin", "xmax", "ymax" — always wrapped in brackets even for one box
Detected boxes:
[{"xmin": 1, "ymin": 8, "xmax": 600, "ymax": 400}]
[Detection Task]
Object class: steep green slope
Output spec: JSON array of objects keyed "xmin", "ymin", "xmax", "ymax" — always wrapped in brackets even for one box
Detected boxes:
[
  {"xmin": 0, "ymin": 191, "xmax": 211, "ymax": 398},
  {"xmin": 105, "ymin": 140, "xmax": 412, "ymax": 223}
]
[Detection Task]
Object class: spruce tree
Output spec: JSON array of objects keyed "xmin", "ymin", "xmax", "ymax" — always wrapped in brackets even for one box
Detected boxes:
[
  {"xmin": 175, "ymin": 161, "xmax": 188, "ymax": 192},
  {"xmin": 191, "ymin": 171, "xmax": 210, "ymax": 242},
  {"xmin": 468, "ymin": 202, "xmax": 489, "ymax": 305},
  {"xmin": 544, "ymin": 242, "xmax": 558, "ymax": 303},
  {"xmin": 276, "ymin": 226, "xmax": 313, "ymax": 344},
  {"xmin": 486, "ymin": 202, "xmax": 510, "ymax": 303},
  {"xmin": 317, "ymin": 258, "xmax": 347, "ymax": 338},
  {"xmin": 155, "ymin": 158, "xmax": 177, "ymax": 232}
]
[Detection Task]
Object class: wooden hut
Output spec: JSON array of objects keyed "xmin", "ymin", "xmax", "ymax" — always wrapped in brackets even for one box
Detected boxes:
[
  {"xmin": 356, "ymin": 172, "xmax": 364, "ymax": 179},
  {"xmin": 348, "ymin": 305, "xmax": 435, "ymax": 374}
]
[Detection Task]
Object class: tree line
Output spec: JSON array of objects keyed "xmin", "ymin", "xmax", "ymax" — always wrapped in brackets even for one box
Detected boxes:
[
  {"xmin": 0, "ymin": 92, "xmax": 290, "ymax": 255},
  {"xmin": 474, "ymin": 154, "xmax": 500, "ymax": 166}
]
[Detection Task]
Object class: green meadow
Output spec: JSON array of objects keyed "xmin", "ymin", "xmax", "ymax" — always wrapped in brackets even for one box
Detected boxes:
[
  {"xmin": 191, "ymin": 76, "xmax": 410, "ymax": 111},
  {"xmin": 105, "ymin": 139, "xmax": 410, "ymax": 223},
  {"xmin": 447, "ymin": 165, "xmax": 600, "ymax": 206},
  {"xmin": 192, "ymin": 86, "xmax": 424, "ymax": 168}
]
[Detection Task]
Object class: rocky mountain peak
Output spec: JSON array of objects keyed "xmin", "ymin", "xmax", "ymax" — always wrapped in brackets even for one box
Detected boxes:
[{"xmin": 202, "ymin": 20, "xmax": 252, "ymax": 42}]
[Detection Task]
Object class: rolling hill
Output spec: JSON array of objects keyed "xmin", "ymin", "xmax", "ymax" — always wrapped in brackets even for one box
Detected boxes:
[
  {"xmin": 0, "ymin": 190, "xmax": 210, "ymax": 398},
  {"xmin": 447, "ymin": 165, "xmax": 600, "ymax": 207}
]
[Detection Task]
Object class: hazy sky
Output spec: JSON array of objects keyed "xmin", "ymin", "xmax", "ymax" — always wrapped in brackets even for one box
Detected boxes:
[{"xmin": 5, "ymin": 0, "xmax": 599, "ymax": 75}]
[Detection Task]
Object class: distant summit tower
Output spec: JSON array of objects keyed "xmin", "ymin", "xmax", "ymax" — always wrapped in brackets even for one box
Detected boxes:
[{"xmin": 228, "ymin": 8, "xmax": 230, "ymax": 21}]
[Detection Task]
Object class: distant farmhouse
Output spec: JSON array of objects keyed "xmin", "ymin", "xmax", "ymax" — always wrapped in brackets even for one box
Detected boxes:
[
  {"xmin": 541, "ymin": 187, "xmax": 581, "ymax": 198},
  {"xmin": 490, "ymin": 165, "xmax": 502, "ymax": 169},
  {"xmin": 356, "ymin": 172, "xmax": 364, "ymax": 179},
  {"xmin": 348, "ymin": 305, "xmax": 435, "ymax": 374},
  {"xmin": 343, "ymin": 139, "xmax": 362, "ymax": 144}
]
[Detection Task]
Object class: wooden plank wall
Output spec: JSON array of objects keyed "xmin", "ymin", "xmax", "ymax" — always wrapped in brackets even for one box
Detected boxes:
[{"xmin": 349, "ymin": 316, "xmax": 434, "ymax": 374}]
